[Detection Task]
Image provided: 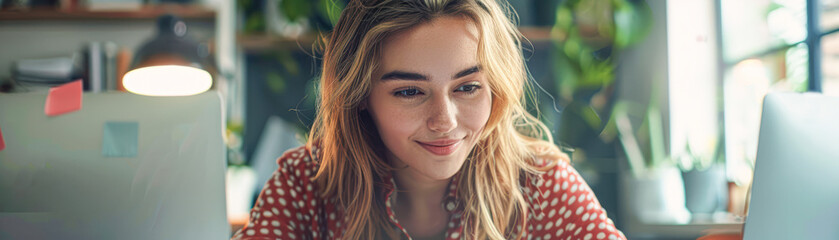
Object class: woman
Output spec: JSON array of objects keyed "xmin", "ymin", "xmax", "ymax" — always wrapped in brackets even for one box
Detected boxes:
[{"xmin": 232, "ymin": 0, "xmax": 626, "ymax": 239}]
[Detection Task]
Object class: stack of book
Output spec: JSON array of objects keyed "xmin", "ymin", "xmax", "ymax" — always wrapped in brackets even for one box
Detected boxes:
[
  {"xmin": 12, "ymin": 41, "xmax": 120, "ymax": 93},
  {"xmin": 12, "ymin": 54, "xmax": 82, "ymax": 92}
]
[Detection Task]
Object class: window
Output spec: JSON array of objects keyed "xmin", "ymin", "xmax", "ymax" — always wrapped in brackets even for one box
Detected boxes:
[{"xmin": 721, "ymin": 0, "xmax": 839, "ymax": 186}]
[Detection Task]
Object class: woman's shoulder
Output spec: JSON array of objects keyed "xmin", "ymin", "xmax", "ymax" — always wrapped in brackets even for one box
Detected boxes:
[
  {"xmin": 232, "ymin": 144, "xmax": 329, "ymax": 240},
  {"xmin": 275, "ymin": 144, "xmax": 321, "ymax": 177},
  {"xmin": 526, "ymin": 140, "xmax": 570, "ymax": 167},
  {"xmin": 523, "ymin": 143, "xmax": 584, "ymax": 203},
  {"xmin": 521, "ymin": 145, "xmax": 627, "ymax": 239}
]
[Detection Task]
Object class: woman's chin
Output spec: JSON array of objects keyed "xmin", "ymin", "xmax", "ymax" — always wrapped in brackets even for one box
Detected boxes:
[{"xmin": 413, "ymin": 159, "xmax": 466, "ymax": 181}]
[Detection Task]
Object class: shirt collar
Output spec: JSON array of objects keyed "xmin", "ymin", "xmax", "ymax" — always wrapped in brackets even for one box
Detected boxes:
[{"xmin": 381, "ymin": 171, "xmax": 464, "ymax": 239}]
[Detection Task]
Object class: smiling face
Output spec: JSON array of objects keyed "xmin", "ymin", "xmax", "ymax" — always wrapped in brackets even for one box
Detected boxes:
[{"xmin": 366, "ymin": 16, "xmax": 492, "ymax": 181}]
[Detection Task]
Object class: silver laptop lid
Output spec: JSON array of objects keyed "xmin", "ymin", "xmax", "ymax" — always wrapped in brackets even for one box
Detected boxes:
[
  {"xmin": 743, "ymin": 92, "xmax": 839, "ymax": 240},
  {"xmin": 0, "ymin": 92, "xmax": 229, "ymax": 240}
]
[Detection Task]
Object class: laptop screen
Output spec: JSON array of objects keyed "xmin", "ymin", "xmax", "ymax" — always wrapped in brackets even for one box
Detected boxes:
[
  {"xmin": 0, "ymin": 92, "xmax": 229, "ymax": 240},
  {"xmin": 743, "ymin": 92, "xmax": 839, "ymax": 240}
]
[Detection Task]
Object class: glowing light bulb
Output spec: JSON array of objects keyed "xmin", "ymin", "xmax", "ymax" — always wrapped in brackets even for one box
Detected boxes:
[{"xmin": 123, "ymin": 65, "xmax": 212, "ymax": 96}]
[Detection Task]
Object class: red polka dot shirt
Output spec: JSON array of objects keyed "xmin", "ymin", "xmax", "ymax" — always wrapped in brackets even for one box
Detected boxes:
[{"xmin": 231, "ymin": 145, "xmax": 626, "ymax": 240}]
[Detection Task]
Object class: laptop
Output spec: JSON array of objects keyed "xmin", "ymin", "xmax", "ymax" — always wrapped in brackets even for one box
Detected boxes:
[
  {"xmin": 0, "ymin": 92, "xmax": 229, "ymax": 240},
  {"xmin": 743, "ymin": 92, "xmax": 839, "ymax": 240}
]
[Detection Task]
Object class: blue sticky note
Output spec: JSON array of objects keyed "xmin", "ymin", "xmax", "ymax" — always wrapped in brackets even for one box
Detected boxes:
[{"xmin": 102, "ymin": 121, "xmax": 138, "ymax": 157}]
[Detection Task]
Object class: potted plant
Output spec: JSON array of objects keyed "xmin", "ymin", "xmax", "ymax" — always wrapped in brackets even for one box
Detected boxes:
[
  {"xmin": 676, "ymin": 132, "xmax": 727, "ymax": 217},
  {"xmin": 549, "ymin": 0, "xmax": 652, "ymax": 174},
  {"xmin": 548, "ymin": 0, "xmax": 657, "ymax": 226},
  {"xmin": 611, "ymin": 100, "xmax": 691, "ymax": 224}
]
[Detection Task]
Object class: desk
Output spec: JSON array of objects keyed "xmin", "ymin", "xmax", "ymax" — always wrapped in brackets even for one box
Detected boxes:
[
  {"xmin": 698, "ymin": 233, "xmax": 743, "ymax": 240},
  {"xmin": 623, "ymin": 213, "xmax": 743, "ymax": 240}
]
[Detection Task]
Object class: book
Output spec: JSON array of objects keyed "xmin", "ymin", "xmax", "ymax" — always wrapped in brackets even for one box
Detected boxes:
[{"xmin": 85, "ymin": 41, "xmax": 104, "ymax": 92}]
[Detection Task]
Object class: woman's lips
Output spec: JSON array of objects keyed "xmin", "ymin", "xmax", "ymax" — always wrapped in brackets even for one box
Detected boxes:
[{"xmin": 416, "ymin": 139, "xmax": 462, "ymax": 156}]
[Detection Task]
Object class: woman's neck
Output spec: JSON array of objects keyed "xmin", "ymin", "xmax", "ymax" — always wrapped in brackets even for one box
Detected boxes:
[
  {"xmin": 391, "ymin": 166, "xmax": 452, "ymax": 238},
  {"xmin": 392, "ymin": 167, "xmax": 450, "ymax": 211}
]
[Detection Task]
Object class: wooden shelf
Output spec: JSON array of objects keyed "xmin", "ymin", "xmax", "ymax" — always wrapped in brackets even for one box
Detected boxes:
[
  {"xmin": 237, "ymin": 33, "xmax": 321, "ymax": 52},
  {"xmin": 0, "ymin": 5, "xmax": 215, "ymax": 21},
  {"xmin": 519, "ymin": 26, "xmax": 553, "ymax": 42},
  {"xmin": 238, "ymin": 27, "xmax": 554, "ymax": 51}
]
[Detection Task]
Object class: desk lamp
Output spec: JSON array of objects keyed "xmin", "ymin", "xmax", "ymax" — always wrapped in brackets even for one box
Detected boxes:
[{"xmin": 123, "ymin": 14, "xmax": 212, "ymax": 96}]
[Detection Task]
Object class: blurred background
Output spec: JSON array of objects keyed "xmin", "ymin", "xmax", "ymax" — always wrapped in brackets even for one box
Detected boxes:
[{"xmin": 1, "ymin": 0, "xmax": 837, "ymax": 239}]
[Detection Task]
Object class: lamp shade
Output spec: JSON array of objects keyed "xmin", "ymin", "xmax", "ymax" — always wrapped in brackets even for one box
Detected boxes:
[{"xmin": 123, "ymin": 14, "xmax": 213, "ymax": 96}]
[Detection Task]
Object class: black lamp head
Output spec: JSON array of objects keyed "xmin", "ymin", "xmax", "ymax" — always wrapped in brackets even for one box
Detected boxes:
[
  {"xmin": 131, "ymin": 14, "xmax": 210, "ymax": 69},
  {"xmin": 123, "ymin": 14, "xmax": 214, "ymax": 96}
]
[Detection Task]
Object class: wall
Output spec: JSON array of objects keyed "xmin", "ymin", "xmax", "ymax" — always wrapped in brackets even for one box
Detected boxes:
[{"xmin": 0, "ymin": 19, "xmax": 215, "ymax": 84}]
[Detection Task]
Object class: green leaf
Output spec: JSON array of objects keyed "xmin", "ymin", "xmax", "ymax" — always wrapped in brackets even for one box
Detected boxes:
[
  {"xmin": 275, "ymin": 51, "xmax": 300, "ymax": 76},
  {"xmin": 646, "ymin": 106, "xmax": 666, "ymax": 167},
  {"xmin": 555, "ymin": 6, "xmax": 575, "ymax": 31},
  {"xmin": 245, "ymin": 13, "xmax": 266, "ymax": 33},
  {"xmin": 280, "ymin": 0, "xmax": 313, "ymax": 23},
  {"xmin": 579, "ymin": 60, "xmax": 614, "ymax": 89},
  {"xmin": 226, "ymin": 121, "xmax": 245, "ymax": 134},
  {"xmin": 237, "ymin": 0, "xmax": 252, "ymax": 9},
  {"xmin": 554, "ymin": 52, "xmax": 581, "ymax": 102},
  {"xmin": 559, "ymin": 101, "xmax": 603, "ymax": 148},
  {"xmin": 305, "ymin": 77, "xmax": 319, "ymax": 105},
  {"xmin": 266, "ymin": 72, "xmax": 287, "ymax": 93},
  {"xmin": 562, "ymin": 29, "xmax": 583, "ymax": 61},
  {"xmin": 613, "ymin": 1, "xmax": 652, "ymax": 48},
  {"xmin": 316, "ymin": 0, "xmax": 345, "ymax": 27}
]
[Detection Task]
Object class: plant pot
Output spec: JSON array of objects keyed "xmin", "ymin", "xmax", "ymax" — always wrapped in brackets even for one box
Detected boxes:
[
  {"xmin": 682, "ymin": 164, "xmax": 727, "ymax": 215},
  {"xmin": 621, "ymin": 166, "xmax": 691, "ymax": 224}
]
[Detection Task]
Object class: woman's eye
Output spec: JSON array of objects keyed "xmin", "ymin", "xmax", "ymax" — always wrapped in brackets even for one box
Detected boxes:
[
  {"xmin": 394, "ymin": 88, "xmax": 422, "ymax": 97},
  {"xmin": 456, "ymin": 84, "xmax": 481, "ymax": 93}
]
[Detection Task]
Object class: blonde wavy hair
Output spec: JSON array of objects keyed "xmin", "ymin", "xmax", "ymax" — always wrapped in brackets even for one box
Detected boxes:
[{"xmin": 307, "ymin": 0, "xmax": 567, "ymax": 239}]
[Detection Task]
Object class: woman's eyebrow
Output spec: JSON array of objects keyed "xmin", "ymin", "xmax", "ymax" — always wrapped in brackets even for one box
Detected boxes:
[
  {"xmin": 380, "ymin": 71, "xmax": 427, "ymax": 81},
  {"xmin": 453, "ymin": 65, "xmax": 481, "ymax": 79},
  {"xmin": 379, "ymin": 65, "xmax": 482, "ymax": 81}
]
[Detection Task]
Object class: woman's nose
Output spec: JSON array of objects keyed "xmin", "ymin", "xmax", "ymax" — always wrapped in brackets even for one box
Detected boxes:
[{"xmin": 427, "ymin": 96, "xmax": 457, "ymax": 133}]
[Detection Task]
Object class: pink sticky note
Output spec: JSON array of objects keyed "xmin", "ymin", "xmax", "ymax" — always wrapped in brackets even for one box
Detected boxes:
[
  {"xmin": 0, "ymin": 124, "xmax": 5, "ymax": 152},
  {"xmin": 44, "ymin": 80, "xmax": 83, "ymax": 116}
]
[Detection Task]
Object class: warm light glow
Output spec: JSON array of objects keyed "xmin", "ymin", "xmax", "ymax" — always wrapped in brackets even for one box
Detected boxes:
[{"xmin": 123, "ymin": 65, "xmax": 212, "ymax": 96}]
